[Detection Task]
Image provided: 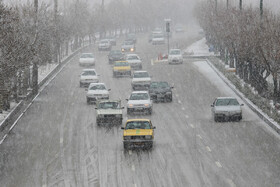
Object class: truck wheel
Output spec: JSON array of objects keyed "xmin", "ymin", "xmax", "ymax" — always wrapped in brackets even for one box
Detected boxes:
[{"xmin": 124, "ymin": 143, "xmax": 129, "ymax": 150}]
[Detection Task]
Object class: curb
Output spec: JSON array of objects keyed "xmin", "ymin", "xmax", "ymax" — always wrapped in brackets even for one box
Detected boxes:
[
  {"xmin": 206, "ymin": 58, "xmax": 280, "ymax": 134},
  {"xmin": 0, "ymin": 44, "xmax": 93, "ymax": 137}
]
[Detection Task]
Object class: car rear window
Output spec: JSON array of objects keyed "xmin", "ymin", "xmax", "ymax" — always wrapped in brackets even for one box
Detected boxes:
[
  {"xmin": 216, "ymin": 99, "xmax": 239, "ymax": 106},
  {"xmin": 125, "ymin": 121, "xmax": 151, "ymax": 129}
]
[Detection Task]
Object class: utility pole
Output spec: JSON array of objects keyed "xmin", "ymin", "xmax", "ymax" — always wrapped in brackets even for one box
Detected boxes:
[
  {"xmin": 32, "ymin": 0, "xmax": 39, "ymax": 96},
  {"xmin": 54, "ymin": 0, "xmax": 60, "ymax": 63},
  {"xmin": 260, "ymin": 0, "xmax": 263, "ymax": 18},
  {"xmin": 226, "ymin": 0, "xmax": 229, "ymax": 10}
]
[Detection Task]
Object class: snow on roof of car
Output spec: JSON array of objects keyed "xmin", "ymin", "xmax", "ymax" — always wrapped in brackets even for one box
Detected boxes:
[
  {"xmin": 126, "ymin": 119, "xmax": 150, "ymax": 122},
  {"xmin": 131, "ymin": 91, "xmax": 149, "ymax": 94},
  {"xmin": 216, "ymin": 97, "xmax": 237, "ymax": 99},
  {"xmin": 82, "ymin": 69, "xmax": 96, "ymax": 71},
  {"xmin": 89, "ymin": 82, "xmax": 105, "ymax": 86},
  {"xmin": 134, "ymin": 70, "xmax": 148, "ymax": 73}
]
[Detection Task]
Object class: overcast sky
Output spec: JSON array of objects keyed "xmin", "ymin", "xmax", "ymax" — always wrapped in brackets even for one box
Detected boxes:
[{"xmin": 2, "ymin": 0, "xmax": 280, "ymax": 14}]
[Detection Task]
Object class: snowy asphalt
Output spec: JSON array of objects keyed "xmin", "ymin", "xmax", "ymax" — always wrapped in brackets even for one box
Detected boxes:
[{"xmin": 0, "ymin": 33, "xmax": 280, "ymax": 187}]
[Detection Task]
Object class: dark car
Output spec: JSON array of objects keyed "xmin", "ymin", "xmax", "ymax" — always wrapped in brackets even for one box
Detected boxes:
[
  {"xmin": 149, "ymin": 81, "xmax": 173, "ymax": 102},
  {"xmin": 108, "ymin": 50, "xmax": 125, "ymax": 64}
]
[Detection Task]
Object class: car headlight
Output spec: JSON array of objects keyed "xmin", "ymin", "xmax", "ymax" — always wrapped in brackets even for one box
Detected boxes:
[
  {"xmin": 144, "ymin": 104, "xmax": 150, "ymax": 107},
  {"xmin": 124, "ymin": 136, "xmax": 131, "ymax": 140},
  {"xmin": 116, "ymin": 114, "xmax": 122, "ymax": 118},
  {"xmin": 128, "ymin": 104, "xmax": 133, "ymax": 107},
  {"xmin": 121, "ymin": 48, "xmax": 125, "ymax": 52},
  {"xmin": 130, "ymin": 48, "xmax": 134, "ymax": 52},
  {"xmin": 145, "ymin": 135, "xmax": 152, "ymax": 140}
]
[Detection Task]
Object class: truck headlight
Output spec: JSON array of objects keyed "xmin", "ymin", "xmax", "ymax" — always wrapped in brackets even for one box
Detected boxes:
[
  {"xmin": 145, "ymin": 135, "xmax": 152, "ymax": 139},
  {"xmin": 130, "ymin": 48, "xmax": 134, "ymax": 52},
  {"xmin": 128, "ymin": 104, "xmax": 133, "ymax": 108},
  {"xmin": 144, "ymin": 104, "xmax": 150, "ymax": 107}
]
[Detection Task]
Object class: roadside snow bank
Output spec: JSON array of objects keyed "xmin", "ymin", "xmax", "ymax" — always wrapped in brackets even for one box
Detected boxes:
[{"xmin": 184, "ymin": 38, "xmax": 217, "ymax": 57}]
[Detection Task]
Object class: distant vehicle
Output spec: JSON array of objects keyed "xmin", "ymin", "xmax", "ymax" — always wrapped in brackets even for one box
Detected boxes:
[
  {"xmin": 126, "ymin": 91, "xmax": 153, "ymax": 115},
  {"xmin": 79, "ymin": 53, "xmax": 95, "ymax": 66},
  {"xmin": 131, "ymin": 71, "xmax": 151, "ymax": 90},
  {"xmin": 168, "ymin": 49, "xmax": 183, "ymax": 64},
  {"xmin": 121, "ymin": 40, "xmax": 136, "ymax": 52},
  {"xmin": 113, "ymin": 61, "xmax": 131, "ymax": 77},
  {"xmin": 175, "ymin": 25, "xmax": 184, "ymax": 33},
  {"xmin": 106, "ymin": 36, "xmax": 117, "ymax": 46},
  {"xmin": 152, "ymin": 33, "xmax": 165, "ymax": 45},
  {"xmin": 125, "ymin": 53, "xmax": 142, "ymax": 70},
  {"xmin": 211, "ymin": 97, "xmax": 244, "ymax": 122},
  {"xmin": 98, "ymin": 39, "xmax": 111, "ymax": 51},
  {"xmin": 149, "ymin": 81, "xmax": 173, "ymax": 102},
  {"xmin": 108, "ymin": 50, "xmax": 125, "ymax": 64},
  {"xmin": 121, "ymin": 119, "xmax": 156, "ymax": 150},
  {"xmin": 79, "ymin": 69, "xmax": 99, "ymax": 87},
  {"xmin": 86, "ymin": 83, "xmax": 110, "ymax": 104},
  {"xmin": 95, "ymin": 100, "xmax": 123, "ymax": 126},
  {"xmin": 126, "ymin": 33, "xmax": 137, "ymax": 43}
]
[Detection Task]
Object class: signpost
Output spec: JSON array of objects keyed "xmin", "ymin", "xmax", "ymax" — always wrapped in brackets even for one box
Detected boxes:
[{"xmin": 164, "ymin": 19, "xmax": 171, "ymax": 54}]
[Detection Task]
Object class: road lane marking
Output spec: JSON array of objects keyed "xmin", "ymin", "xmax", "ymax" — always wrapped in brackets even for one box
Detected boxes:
[
  {"xmin": 197, "ymin": 134, "xmax": 202, "ymax": 139},
  {"xmin": 178, "ymin": 100, "xmax": 182, "ymax": 104},
  {"xmin": 215, "ymin": 161, "xmax": 222, "ymax": 168},
  {"xmin": 182, "ymin": 107, "xmax": 185, "ymax": 111},
  {"xmin": 185, "ymin": 115, "xmax": 189, "ymax": 118},
  {"xmin": 129, "ymin": 150, "xmax": 132, "ymax": 155},
  {"xmin": 60, "ymin": 137, "xmax": 63, "ymax": 144},
  {"xmin": 151, "ymin": 59, "xmax": 154, "ymax": 66},
  {"xmin": 175, "ymin": 94, "xmax": 179, "ymax": 97},
  {"xmin": 132, "ymin": 164, "xmax": 135, "ymax": 171},
  {"xmin": 190, "ymin": 124, "xmax": 195, "ymax": 128},
  {"xmin": 206, "ymin": 146, "xmax": 212, "ymax": 152}
]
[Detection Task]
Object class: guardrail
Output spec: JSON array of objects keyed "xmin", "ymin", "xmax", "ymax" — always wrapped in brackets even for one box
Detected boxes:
[{"xmin": 206, "ymin": 58, "xmax": 280, "ymax": 134}]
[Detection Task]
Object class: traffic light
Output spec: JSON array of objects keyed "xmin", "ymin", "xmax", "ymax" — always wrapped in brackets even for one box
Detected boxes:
[{"xmin": 166, "ymin": 22, "xmax": 170, "ymax": 32}]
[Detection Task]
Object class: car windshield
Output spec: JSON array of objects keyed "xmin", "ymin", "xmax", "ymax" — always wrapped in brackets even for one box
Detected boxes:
[
  {"xmin": 81, "ymin": 53, "xmax": 94, "ymax": 58},
  {"xmin": 170, "ymin": 50, "xmax": 181, "ymax": 55},
  {"xmin": 127, "ymin": 55, "xmax": 139, "ymax": 60},
  {"xmin": 150, "ymin": 82, "xmax": 168, "ymax": 89},
  {"xmin": 130, "ymin": 93, "xmax": 149, "ymax": 100},
  {"xmin": 115, "ymin": 62, "xmax": 129, "ymax": 66},
  {"xmin": 98, "ymin": 102, "xmax": 119, "ymax": 109},
  {"xmin": 89, "ymin": 85, "xmax": 106, "ymax": 90},
  {"xmin": 82, "ymin": 70, "xmax": 96, "ymax": 76},
  {"xmin": 133, "ymin": 72, "xmax": 149, "ymax": 78},
  {"xmin": 125, "ymin": 121, "xmax": 151, "ymax": 129},
  {"xmin": 123, "ymin": 41, "xmax": 133, "ymax": 45},
  {"xmin": 100, "ymin": 40, "xmax": 109, "ymax": 44},
  {"xmin": 110, "ymin": 51, "xmax": 122, "ymax": 55},
  {"xmin": 153, "ymin": 34, "xmax": 164, "ymax": 38},
  {"xmin": 215, "ymin": 98, "xmax": 239, "ymax": 106}
]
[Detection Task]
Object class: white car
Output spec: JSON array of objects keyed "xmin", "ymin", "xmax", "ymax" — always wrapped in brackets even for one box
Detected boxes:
[
  {"xmin": 131, "ymin": 71, "xmax": 151, "ymax": 90},
  {"xmin": 211, "ymin": 97, "xmax": 244, "ymax": 122},
  {"xmin": 121, "ymin": 40, "xmax": 136, "ymax": 52},
  {"xmin": 168, "ymin": 49, "xmax": 183, "ymax": 64},
  {"xmin": 126, "ymin": 54, "xmax": 142, "ymax": 70},
  {"xmin": 152, "ymin": 33, "xmax": 165, "ymax": 45},
  {"xmin": 98, "ymin": 39, "xmax": 111, "ymax": 51},
  {"xmin": 127, "ymin": 91, "xmax": 153, "ymax": 115},
  {"xmin": 86, "ymin": 83, "xmax": 110, "ymax": 104},
  {"xmin": 79, "ymin": 53, "xmax": 95, "ymax": 66},
  {"xmin": 79, "ymin": 69, "xmax": 99, "ymax": 87}
]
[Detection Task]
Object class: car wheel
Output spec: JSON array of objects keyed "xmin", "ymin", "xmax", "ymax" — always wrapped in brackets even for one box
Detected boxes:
[
  {"xmin": 124, "ymin": 143, "xmax": 129, "ymax": 150},
  {"xmin": 238, "ymin": 115, "xmax": 242, "ymax": 121},
  {"xmin": 169, "ymin": 95, "xmax": 173, "ymax": 102},
  {"xmin": 214, "ymin": 115, "xmax": 218, "ymax": 122}
]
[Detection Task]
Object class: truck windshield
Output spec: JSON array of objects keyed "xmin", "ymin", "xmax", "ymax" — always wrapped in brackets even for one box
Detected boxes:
[{"xmin": 98, "ymin": 102, "xmax": 119, "ymax": 109}]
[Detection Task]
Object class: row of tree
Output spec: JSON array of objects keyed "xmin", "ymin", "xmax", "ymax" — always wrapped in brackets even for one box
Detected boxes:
[
  {"xmin": 195, "ymin": 1, "xmax": 280, "ymax": 100},
  {"xmin": 0, "ymin": 0, "xmax": 190, "ymax": 111}
]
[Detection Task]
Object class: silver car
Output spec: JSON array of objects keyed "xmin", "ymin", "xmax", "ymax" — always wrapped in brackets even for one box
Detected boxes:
[
  {"xmin": 79, "ymin": 69, "xmax": 99, "ymax": 87},
  {"xmin": 127, "ymin": 91, "xmax": 153, "ymax": 115},
  {"xmin": 211, "ymin": 97, "xmax": 243, "ymax": 122}
]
